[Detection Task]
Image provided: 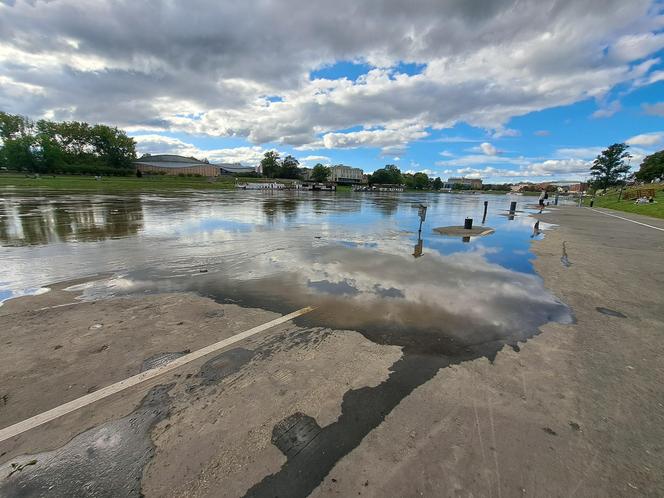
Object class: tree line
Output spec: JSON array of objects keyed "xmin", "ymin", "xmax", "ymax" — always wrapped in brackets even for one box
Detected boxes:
[
  {"xmin": 591, "ymin": 143, "xmax": 663, "ymax": 188},
  {"xmin": 0, "ymin": 111, "xmax": 136, "ymax": 175}
]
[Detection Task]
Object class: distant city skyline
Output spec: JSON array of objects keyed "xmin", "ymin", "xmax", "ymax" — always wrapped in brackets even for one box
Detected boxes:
[{"xmin": 2, "ymin": 0, "xmax": 663, "ymax": 183}]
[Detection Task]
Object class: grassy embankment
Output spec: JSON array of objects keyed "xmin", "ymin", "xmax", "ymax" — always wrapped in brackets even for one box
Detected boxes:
[
  {"xmin": 584, "ymin": 184, "xmax": 664, "ymax": 219},
  {"xmin": 0, "ymin": 173, "xmax": 359, "ymax": 192},
  {"xmin": 0, "ymin": 173, "xmax": 238, "ymax": 190}
]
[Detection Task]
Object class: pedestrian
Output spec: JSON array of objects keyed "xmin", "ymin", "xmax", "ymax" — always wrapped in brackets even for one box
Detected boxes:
[{"xmin": 538, "ymin": 190, "xmax": 546, "ymax": 207}]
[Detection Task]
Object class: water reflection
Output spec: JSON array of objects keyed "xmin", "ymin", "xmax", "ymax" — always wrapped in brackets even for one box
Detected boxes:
[
  {"xmin": 1, "ymin": 190, "xmax": 558, "ymax": 315},
  {"xmin": 0, "ymin": 195, "xmax": 143, "ymax": 246}
]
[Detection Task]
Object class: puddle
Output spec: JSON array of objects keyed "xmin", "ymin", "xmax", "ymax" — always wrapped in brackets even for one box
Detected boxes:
[{"xmin": 0, "ymin": 384, "xmax": 173, "ymax": 497}]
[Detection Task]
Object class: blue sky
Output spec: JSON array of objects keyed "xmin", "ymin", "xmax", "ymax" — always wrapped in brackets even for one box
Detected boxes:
[{"xmin": 2, "ymin": 0, "xmax": 664, "ymax": 183}]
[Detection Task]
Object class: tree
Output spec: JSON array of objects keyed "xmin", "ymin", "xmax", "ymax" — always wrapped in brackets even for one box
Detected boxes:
[
  {"xmin": 1, "ymin": 112, "xmax": 136, "ymax": 174},
  {"xmin": 413, "ymin": 172, "xmax": 429, "ymax": 190},
  {"xmin": 260, "ymin": 151, "xmax": 281, "ymax": 178},
  {"xmin": 433, "ymin": 177, "xmax": 443, "ymax": 190},
  {"xmin": 590, "ymin": 143, "xmax": 631, "ymax": 189},
  {"xmin": 370, "ymin": 164, "xmax": 403, "ymax": 184},
  {"xmin": 279, "ymin": 155, "xmax": 301, "ymax": 179},
  {"xmin": 0, "ymin": 112, "xmax": 39, "ymax": 172},
  {"xmin": 635, "ymin": 150, "xmax": 664, "ymax": 183},
  {"xmin": 311, "ymin": 163, "xmax": 331, "ymax": 182}
]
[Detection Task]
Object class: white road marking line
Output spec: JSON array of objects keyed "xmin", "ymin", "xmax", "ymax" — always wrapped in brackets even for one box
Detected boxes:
[
  {"xmin": 36, "ymin": 302, "xmax": 81, "ymax": 311},
  {"xmin": 0, "ymin": 305, "xmax": 316, "ymax": 444},
  {"xmin": 586, "ymin": 207, "xmax": 664, "ymax": 232}
]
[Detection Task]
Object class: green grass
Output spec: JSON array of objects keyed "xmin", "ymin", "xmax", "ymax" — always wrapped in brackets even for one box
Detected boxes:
[
  {"xmin": 0, "ymin": 173, "xmax": 237, "ymax": 191},
  {"xmin": 584, "ymin": 185, "xmax": 664, "ymax": 219}
]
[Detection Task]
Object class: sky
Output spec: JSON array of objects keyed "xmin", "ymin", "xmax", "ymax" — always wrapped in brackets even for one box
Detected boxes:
[{"xmin": 1, "ymin": 0, "xmax": 664, "ymax": 183}]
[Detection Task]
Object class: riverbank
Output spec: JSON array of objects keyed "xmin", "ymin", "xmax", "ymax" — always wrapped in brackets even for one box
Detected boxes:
[
  {"xmin": 584, "ymin": 184, "xmax": 664, "ymax": 219},
  {"xmin": 0, "ymin": 173, "xmax": 237, "ymax": 191}
]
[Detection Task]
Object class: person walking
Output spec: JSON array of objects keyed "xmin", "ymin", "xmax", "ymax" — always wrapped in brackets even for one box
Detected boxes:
[{"xmin": 538, "ymin": 189, "xmax": 546, "ymax": 207}]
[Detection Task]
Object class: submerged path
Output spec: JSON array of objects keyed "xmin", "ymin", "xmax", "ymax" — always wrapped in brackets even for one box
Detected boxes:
[{"xmin": 0, "ymin": 206, "xmax": 663, "ymax": 497}]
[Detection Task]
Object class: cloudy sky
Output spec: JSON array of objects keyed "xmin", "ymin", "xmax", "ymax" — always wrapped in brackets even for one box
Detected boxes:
[{"xmin": 2, "ymin": 0, "xmax": 664, "ymax": 182}]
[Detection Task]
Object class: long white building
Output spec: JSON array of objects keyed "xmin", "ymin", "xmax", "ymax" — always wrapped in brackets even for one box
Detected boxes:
[{"xmin": 329, "ymin": 165, "xmax": 364, "ymax": 184}]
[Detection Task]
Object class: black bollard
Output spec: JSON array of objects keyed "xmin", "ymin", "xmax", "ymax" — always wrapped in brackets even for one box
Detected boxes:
[
  {"xmin": 464, "ymin": 217, "xmax": 473, "ymax": 230},
  {"xmin": 509, "ymin": 201, "xmax": 517, "ymax": 212},
  {"xmin": 482, "ymin": 200, "xmax": 488, "ymax": 224}
]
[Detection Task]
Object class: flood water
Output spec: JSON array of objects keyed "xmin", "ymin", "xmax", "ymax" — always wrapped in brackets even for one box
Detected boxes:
[
  {"xmin": 0, "ymin": 190, "xmax": 571, "ymax": 342},
  {"xmin": 1, "ymin": 188, "xmax": 573, "ymax": 497}
]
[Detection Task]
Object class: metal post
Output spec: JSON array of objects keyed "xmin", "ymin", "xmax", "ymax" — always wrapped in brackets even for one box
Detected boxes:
[
  {"xmin": 482, "ymin": 201, "xmax": 488, "ymax": 224},
  {"xmin": 509, "ymin": 201, "xmax": 517, "ymax": 212}
]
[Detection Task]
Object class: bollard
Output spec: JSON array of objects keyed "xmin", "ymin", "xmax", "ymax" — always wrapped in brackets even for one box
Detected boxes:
[
  {"xmin": 482, "ymin": 201, "xmax": 488, "ymax": 224},
  {"xmin": 554, "ymin": 195, "xmax": 559, "ymax": 206},
  {"xmin": 509, "ymin": 201, "xmax": 517, "ymax": 212},
  {"xmin": 464, "ymin": 218, "xmax": 473, "ymax": 230},
  {"xmin": 590, "ymin": 198, "xmax": 594, "ymax": 207}
]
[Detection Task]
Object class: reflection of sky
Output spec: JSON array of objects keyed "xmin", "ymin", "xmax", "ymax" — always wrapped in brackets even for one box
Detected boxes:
[{"xmin": 1, "ymin": 190, "xmax": 553, "ymax": 310}]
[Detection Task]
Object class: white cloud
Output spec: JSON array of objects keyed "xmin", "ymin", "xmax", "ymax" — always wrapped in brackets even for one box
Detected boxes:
[
  {"xmin": 610, "ymin": 32, "xmax": 664, "ymax": 62},
  {"xmin": 310, "ymin": 126, "xmax": 428, "ymax": 154},
  {"xmin": 436, "ymin": 154, "xmax": 529, "ymax": 167},
  {"xmin": 132, "ymin": 134, "xmax": 269, "ymax": 166},
  {"xmin": 555, "ymin": 147, "xmax": 604, "ymax": 159},
  {"xmin": 642, "ymin": 102, "xmax": 664, "ymax": 116},
  {"xmin": 480, "ymin": 142, "xmax": 499, "ymax": 156},
  {"xmin": 300, "ymin": 155, "xmax": 331, "ymax": 164},
  {"xmin": 492, "ymin": 128, "xmax": 520, "ymax": 138},
  {"xmin": 404, "ymin": 168, "xmax": 436, "ymax": 176},
  {"xmin": 591, "ymin": 100, "xmax": 622, "ymax": 118},
  {"xmin": 448, "ymin": 158, "xmax": 591, "ymax": 181},
  {"xmin": 0, "ymin": 0, "xmax": 662, "ymax": 155},
  {"xmin": 626, "ymin": 132, "xmax": 664, "ymax": 146}
]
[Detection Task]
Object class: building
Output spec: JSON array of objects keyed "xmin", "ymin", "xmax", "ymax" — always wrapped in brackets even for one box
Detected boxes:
[
  {"xmin": 134, "ymin": 154, "xmax": 256, "ymax": 176},
  {"xmin": 444, "ymin": 177, "xmax": 483, "ymax": 189},
  {"xmin": 567, "ymin": 182, "xmax": 588, "ymax": 192},
  {"xmin": 299, "ymin": 167, "xmax": 314, "ymax": 181},
  {"xmin": 329, "ymin": 164, "xmax": 364, "ymax": 184}
]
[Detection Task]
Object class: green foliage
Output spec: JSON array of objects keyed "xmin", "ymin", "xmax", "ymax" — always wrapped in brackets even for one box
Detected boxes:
[
  {"xmin": 413, "ymin": 172, "xmax": 429, "ymax": 190},
  {"xmin": 279, "ymin": 155, "xmax": 300, "ymax": 179},
  {"xmin": 311, "ymin": 163, "xmax": 331, "ymax": 182},
  {"xmin": 369, "ymin": 164, "xmax": 403, "ymax": 184},
  {"xmin": 0, "ymin": 111, "xmax": 136, "ymax": 174},
  {"xmin": 635, "ymin": 150, "xmax": 664, "ymax": 183},
  {"xmin": 432, "ymin": 177, "xmax": 443, "ymax": 190},
  {"xmin": 260, "ymin": 151, "xmax": 281, "ymax": 178},
  {"xmin": 590, "ymin": 143, "xmax": 631, "ymax": 189},
  {"xmin": 234, "ymin": 171, "xmax": 261, "ymax": 178}
]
